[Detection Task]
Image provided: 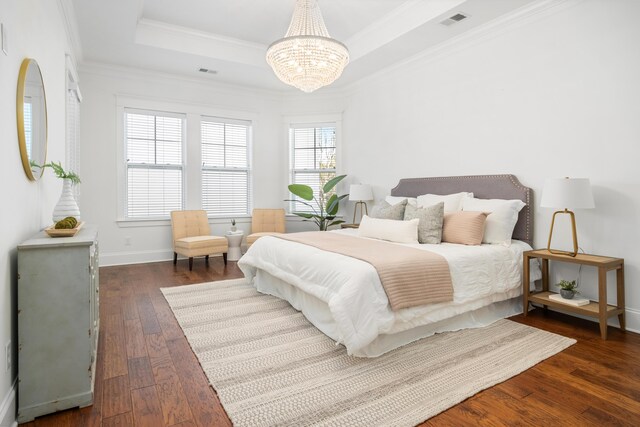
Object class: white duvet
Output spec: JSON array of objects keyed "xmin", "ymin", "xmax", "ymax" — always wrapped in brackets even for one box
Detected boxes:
[{"xmin": 238, "ymin": 229, "xmax": 540, "ymax": 356}]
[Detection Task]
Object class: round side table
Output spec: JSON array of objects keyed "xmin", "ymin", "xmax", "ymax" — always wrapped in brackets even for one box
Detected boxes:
[{"xmin": 225, "ymin": 231, "xmax": 244, "ymax": 261}]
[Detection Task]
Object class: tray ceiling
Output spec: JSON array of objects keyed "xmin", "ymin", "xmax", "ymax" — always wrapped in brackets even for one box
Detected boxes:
[{"xmin": 72, "ymin": 0, "xmax": 539, "ymax": 92}]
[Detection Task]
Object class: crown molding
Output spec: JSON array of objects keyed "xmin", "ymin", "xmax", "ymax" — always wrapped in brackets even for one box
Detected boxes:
[
  {"xmin": 346, "ymin": 0, "xmax": 465, "ymax": 62},
  {"xmin": 57, "ymin": 0, "xmax": 83, "ymax": 64},
  {"xmin": 346, "ymin": 0, "xmax": 583, "ymax": 94},
  {"xmin": 135, "ymin": 18, "xmax": 267, "ymax": 68},
  {"xmin": 79, "ymin": 61, "xmax": 283, "ymax": 100}
]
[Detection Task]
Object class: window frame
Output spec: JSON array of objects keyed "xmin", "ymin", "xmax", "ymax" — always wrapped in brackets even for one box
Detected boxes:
[
  {"xmin": 200, "ymin": 115, "xmax": 253, "ymax": 217},
  {"xmin": 287, "ymin": 116, "xmax": 342, "ymax": 215},
  {"xmin": 122, "ymin": 107, "xmax": 187, "ymax": 220}
]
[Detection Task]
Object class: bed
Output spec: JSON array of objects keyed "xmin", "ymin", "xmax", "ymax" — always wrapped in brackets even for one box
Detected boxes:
[{"xmin": 238, "ymin": 175, "xmax": 541, "ymax": 357}]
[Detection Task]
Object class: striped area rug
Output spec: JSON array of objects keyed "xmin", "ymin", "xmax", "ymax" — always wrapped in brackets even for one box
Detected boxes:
[{"xmin": 162, "ymin": 279, "xmax": 575, "ymax": 427}]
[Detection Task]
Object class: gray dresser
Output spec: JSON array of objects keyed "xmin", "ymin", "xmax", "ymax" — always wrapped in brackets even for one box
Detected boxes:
[{"xmin": 17, "ymin": 226, "xmax": 99, "ymax": 422}]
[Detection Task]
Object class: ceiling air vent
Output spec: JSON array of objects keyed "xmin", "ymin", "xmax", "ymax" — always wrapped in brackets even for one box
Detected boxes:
[
  {"xmin": 440, "ymin": 12, "xmax": 468, "ymax": 26},
  {"xmin": 198, "ymin": 68, "xmax": 218, "ymax": 75}
]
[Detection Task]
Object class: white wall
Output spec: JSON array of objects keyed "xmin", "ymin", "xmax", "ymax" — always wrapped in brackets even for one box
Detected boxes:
[
  {"xmin": 341, "ymin": 0, "xmax": 640, "ymax": 331},
  {"xmin": 78, "ymin": 66, "xmax": 346, "ymax": 265},
  {"xmin": 0, "ymin": 1, "xmax": 76, "ymax": 425}
]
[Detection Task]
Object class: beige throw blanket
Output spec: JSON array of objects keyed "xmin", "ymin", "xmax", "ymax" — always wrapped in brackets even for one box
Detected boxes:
[{"xmin": 275, "ymin": 232, "xmax": 453, "ymax": 310}]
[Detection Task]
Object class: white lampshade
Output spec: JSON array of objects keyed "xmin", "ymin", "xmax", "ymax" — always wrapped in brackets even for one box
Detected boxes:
[
  {"xmin": 540, "ymin": 178, "xmax": 595, "ymax": 209},
  {"xmin": 349, "ymin": 184, "xmax": 373, "ymax": 201}
]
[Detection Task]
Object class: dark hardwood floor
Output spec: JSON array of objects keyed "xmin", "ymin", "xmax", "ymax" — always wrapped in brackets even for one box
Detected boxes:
[{"xmin": 21, "ymin": 258, "xmax": 640, "ymax": 426}]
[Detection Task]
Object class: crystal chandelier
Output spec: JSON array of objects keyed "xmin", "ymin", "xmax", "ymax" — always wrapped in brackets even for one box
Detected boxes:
[{"xmin": 266, "ymin": 0, "xmax": 349, "ymax": 93}]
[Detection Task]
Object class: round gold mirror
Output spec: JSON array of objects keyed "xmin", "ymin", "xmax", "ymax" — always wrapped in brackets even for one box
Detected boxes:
[{"xmin": 17, "ymin": 58, "xmax": 48, "ymax": 181}]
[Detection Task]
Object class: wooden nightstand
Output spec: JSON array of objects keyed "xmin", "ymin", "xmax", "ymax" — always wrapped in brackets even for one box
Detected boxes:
[
  {"xmin": 523, "ymin": 249, "xmax": 625, "ymax": 339},
  {"xmin": 340, "ymin": 223, "xmax": 359, "ymax": 229}
]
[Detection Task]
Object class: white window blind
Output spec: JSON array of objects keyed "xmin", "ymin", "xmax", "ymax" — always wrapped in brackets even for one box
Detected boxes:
[
  {"xmin": 289, "ymin": 124, "xmax": 336, "ymax": 213},
  {"xmin": 201, "ymin": 117, "xmax": 251, "ymax": 216},
  {"xmin": 125, "ymin": 109, "xmax": 184, "ymax": 218}
]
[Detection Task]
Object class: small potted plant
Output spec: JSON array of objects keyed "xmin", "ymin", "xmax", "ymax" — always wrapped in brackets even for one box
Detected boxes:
[
  {"xmin": 558, "ymin": 280, "xmax": 578, "ymax": 299},
  {"xmin": 230, "ymin": 219, "xmax": 237, "ymax": 232}
]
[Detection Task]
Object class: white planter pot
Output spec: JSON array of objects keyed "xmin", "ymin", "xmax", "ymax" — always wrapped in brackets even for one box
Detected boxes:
[{"xmin": 52, "ymin": 179, "xmax": 81, "ymax": 222}]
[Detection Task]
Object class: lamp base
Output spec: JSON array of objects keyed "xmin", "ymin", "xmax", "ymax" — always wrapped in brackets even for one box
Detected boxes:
[
  {"xmin": 353, "ymin": 201, "xmax": 369, "ymax": 224},
  {"xmin": 547, "ymin": 209, "xmax": 579, "ymax": 257}
]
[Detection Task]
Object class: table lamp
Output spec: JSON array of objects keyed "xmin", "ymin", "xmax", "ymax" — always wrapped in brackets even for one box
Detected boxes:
[
  {"xmin": 540, "ymin": 177, "xmax": 594, "ymax": 257},
  {"xmin": 349, "ymin": 184, "xmax": 373, "ymax": 224}
]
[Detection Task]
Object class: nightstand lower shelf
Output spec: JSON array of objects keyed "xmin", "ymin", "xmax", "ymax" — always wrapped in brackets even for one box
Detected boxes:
[{"xmin": 528, "ymin": 291, "xmax": 624, "ymax": 318}]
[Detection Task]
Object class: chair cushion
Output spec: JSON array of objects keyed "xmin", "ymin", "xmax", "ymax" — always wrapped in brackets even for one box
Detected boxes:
[
  {"xmin": 247, "ymin": 232, "xmax": 282, "ymax": 245},
  {"xmin": 175, "ymin": 235, "xmax": 227, "ymax": 250}
]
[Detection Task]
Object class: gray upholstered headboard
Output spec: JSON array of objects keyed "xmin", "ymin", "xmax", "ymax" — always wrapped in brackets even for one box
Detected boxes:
[{"xmin": 390, "ymin": 174, "xmax": 533, "ymax": 246}]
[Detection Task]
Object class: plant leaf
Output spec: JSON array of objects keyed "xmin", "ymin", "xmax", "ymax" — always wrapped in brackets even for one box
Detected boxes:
[
  {"xmin": 322, "ymin": 174, "xmax": 347, "ymax": 194},
  {"xmin": 288, "ymin": 184, "xmax": 314, "ymax": 201},
  {"xmin": 327, "ymin": 220, "xmax": 345, "ymax": 227},
  {"xmin": 326, "ymin": 193, "xmax": 348, "ymax": 215},
  {"xmin": 325, "ymin": 194, "xmax": 338, "ymax": 215}
]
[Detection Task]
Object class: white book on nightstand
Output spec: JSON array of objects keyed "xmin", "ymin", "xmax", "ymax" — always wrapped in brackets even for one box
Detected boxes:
[{"xmin": 549, "ymin": 293, "xmax": 590, "ymax": 306}]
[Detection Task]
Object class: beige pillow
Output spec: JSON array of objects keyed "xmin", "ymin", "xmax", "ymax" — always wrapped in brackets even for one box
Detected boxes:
[
  {"xmin": 462, "ymin": 197, "xmax": 526, "ymax": 245},
  {"xmin": 442, "ymin": 211, "xmax": 488, "ymax": 245},
  {"xmin": 403, "ymin": 202, "xmax": 444, "ymax": 244},
  {"xmin": 370, "ymin": 200, "xmax": 407, "ymax": 220},
  {"xmin": 358, "ymin": 216, "xmax": 419, "ymax": 244}
]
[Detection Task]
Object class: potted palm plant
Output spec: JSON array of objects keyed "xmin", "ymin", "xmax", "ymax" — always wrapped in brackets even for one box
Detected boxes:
[{"xmin": 286, "ymin": 175, "xmax": 348, "ymax": 231}]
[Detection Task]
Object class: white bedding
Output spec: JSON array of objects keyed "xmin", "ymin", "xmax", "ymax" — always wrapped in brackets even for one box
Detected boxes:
[{"xmin": 238, "ymin": 229, "xmax": 541, "ymax": 356}]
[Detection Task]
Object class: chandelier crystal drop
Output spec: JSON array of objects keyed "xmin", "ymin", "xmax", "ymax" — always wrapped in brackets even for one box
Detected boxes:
[{"xmin": 266, "ymin": 0, "xmax": 349, "ymax": 93}]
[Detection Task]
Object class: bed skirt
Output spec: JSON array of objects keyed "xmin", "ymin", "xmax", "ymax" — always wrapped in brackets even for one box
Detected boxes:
[{"xmin": 252, "ymin": 269, "xmax": 524, "ymax": 357}]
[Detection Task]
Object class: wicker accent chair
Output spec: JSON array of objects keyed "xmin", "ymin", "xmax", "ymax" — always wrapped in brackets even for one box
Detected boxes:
[
  {"xmin": 246, "ymin": 208, "xmax": 286, "ymax": 247},
  {"xmin": 170, "ymin": 210, "xmax": 228, "ymax": 270}
]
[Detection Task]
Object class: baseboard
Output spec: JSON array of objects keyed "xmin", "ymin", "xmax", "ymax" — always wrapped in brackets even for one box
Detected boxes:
[
  {"xmin": 626, "ymin": 307, "xmax": 640, "ymax": 334},
  {"xmin": 100, "ymin": 249, "xmax": 227, "ymax": 267},
  {"xmin": 0, "ymin": 380, "xmax": 17, "ymax": 427},
  {"xmin": 100, "ymin": 249, "xmax": 173, "ymax": 266}
]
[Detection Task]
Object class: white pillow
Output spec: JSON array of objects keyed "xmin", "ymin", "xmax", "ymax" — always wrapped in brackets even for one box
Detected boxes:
[
  {"xmin": 385, "ymin": 196, "xmax": 418, "ymax": 207},
  {"xmin": 417, "ymin": 192, "xmax": 473, "ymax": 213},
  {"xmin": 358, "ymin": 215, "xmax": 419, "ymax": 244},
  {"xmin": 462, "ymin": 197, "xmax": 526, "ymax": 245}
]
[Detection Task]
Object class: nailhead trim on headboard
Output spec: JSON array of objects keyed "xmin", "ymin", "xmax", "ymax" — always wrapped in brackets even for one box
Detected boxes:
[{"xmin": 390, "ymin": 174, "xmax": 533, "ymax": 246}]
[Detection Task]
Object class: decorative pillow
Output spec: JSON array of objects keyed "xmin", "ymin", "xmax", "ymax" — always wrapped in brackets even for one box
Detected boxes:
[
  {"xmin": 370, "ymin": 200, "xmax": 407, "ymax": 220},
  {"xmin": 358, "ymin": 216, "xmax": 419, "ymax": 244},
  {"xmin": 385, "ymin": 196, "xmax": 418, "ymax": 207},
  {"xmin": 417, "ymin": 192, "xmax": 474, "ymax": 213},
  {"xmin": 462, "ymin": 198, "xmax": 526, "ymax": 245},
  {"xmin": 403, "ymin": 202, "xmax": 444, "ymax": 244},
  {"xmin": 441, "ymin": 211, "xmax": 488, "ymax": 245}
]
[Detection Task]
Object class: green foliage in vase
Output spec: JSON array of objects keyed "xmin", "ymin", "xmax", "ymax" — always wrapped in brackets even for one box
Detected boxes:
[
  {"xmin": 33, "ymin": 161, "xmax": 81, "ymax": 184},
  {"xmin": 285, "ymin": 175, "xmax": 348, "ymax": 231}
]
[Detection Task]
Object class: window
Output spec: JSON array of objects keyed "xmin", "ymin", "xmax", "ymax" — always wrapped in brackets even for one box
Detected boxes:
[
  {"xmin": 289, "ymin": 124, "xmax": 337, "ymax": 213},
  {"xmin": 124, "ymin": 109, "xmax": 184, "ymax": 218},
  {"xmin": 201, "ymin": 117, "xmax": 251, "ymax": 216}
]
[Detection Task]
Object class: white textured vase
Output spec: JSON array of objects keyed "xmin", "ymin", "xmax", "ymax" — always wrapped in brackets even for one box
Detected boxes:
[{"xmin": 52, "ymin": 179, "xmax": 81, "ymax": 222}]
